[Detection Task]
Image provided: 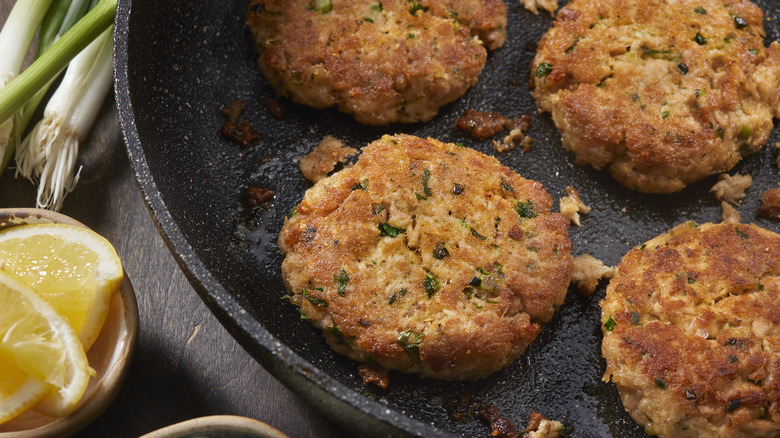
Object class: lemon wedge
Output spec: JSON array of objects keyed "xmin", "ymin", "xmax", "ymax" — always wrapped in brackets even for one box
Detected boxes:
[
  {"xmin": 0, "ymin": 223, "xmax": 123, "ymax": 352},
  {"xmin": 0, "ymin": 270, "xmax": 91, "ymax": 424}
]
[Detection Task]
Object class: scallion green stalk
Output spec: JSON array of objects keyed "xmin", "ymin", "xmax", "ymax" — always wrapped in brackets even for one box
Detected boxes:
[
  {"xmin": 0, "ymin": 0, "xmax": 56, "ymax": 172},
  {"xmin": 0, "ymin": 0, "xmax": 116, "ymax": 127},
  {"xmin": 0, "ymin": 0, "xmax": 54, "ymax": 85},
  {"xmin": 0, "ymin": 0, "xmax": 95, "ymax": 177},
  {"xmin": 38, "ymin": 0, "xmax": 74, "ymax": 56},
  {"xmin": 17, "ymin": 25, "xmax": 114, "ymax": 210}
]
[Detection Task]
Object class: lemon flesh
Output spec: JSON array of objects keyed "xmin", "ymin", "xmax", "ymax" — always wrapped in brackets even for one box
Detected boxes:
[
  {"xmin": 0, "ymin": 223, "xmax": 123, "ymax": 351},
  {"xmin": 0, "ymin": 270, "xmax": 91, "ymax": 424}
]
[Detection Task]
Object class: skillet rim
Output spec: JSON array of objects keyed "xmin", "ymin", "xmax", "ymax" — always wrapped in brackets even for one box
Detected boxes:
[{"xmin": 111, "ymin": 0, "xmax": 450, "ymax": 436}]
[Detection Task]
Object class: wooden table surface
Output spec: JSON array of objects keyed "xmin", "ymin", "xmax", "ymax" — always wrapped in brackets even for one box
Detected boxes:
[{"xmin": 0, "ymin": 3, "xmax": 348, "ymax": 437}]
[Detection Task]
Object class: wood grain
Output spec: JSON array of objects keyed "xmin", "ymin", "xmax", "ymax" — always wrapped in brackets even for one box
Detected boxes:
[{"xmin": 0, "ymin": 3, "xmax": 346, "ymax": 437}]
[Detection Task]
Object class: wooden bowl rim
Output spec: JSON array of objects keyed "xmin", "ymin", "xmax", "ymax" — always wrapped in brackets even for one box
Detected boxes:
[{"xmin": 139, "ymin": 415, "xmax": 290, "ymax": 438}]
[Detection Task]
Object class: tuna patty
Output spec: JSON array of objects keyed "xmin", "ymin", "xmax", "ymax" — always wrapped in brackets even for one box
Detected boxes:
[
  {"xmin": 247, "ymin": 0, "xmax": 507, "ymax": 125},
  {"xmin": 532, "ymin": 0, "xmax": 780, "ymax": 193},
  {"xmin": 278, "ymin": 134, "xmax": 572, "ymax": 380},
  {"xmin": 602, "ymin": 222, "xmax": 780, "ymax": 437}
]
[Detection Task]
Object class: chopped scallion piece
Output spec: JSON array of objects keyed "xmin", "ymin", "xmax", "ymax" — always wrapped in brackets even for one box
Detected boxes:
[
  {"xmin": 408, "ymin": 2, "xmax": 427, "ymax": 15},
  {"xmin": 516, "ymin": 200, "xmax": 537, "ymax": 218},
  {"xmin": 379, "ymin": 223, "xmax": 405, "ymax": 237},
  {"xmin": 334, "ymin": 269, "xmax": 349, "ymax": 296},
  {"xmin": 424, "ymin": 273, "xmax": 440, "ymax": 298},
  {"xmin": 397, "ymin": 331, "xmax": 422, "ymax": 359},
  {"xmin": 421, "ymin": 168, "xmax": 432, "ymax": 196},
  {"xmin": 470, "ymin": 227, "xmax": 487, "ymax": 240},
  {"xmin": 536, "ymin": 62, "xmax": 553, "ymax": 77},
  {"xmin": 309, "ymin": 0, "xmax": 332, "ymax": 13},
  {"xmin": 301, "ymin": 288, "xmax": 328, "ymax": 307}
]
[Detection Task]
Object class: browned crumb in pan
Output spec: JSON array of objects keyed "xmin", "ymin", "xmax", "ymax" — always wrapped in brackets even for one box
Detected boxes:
[
  {"xmin": 221, "ymin": 99, "xmax": 260, "ymax": 146},
  {"xmin": 570, "ymin": 254, "xmax": 612, "ymax": 297},
  {"xmin": 757, "ymin": 187, "xmax": 780, "ymax": 221},
  {"xmin": 299, "ymin": 136, "xmax": 357, "ymax": 184}
]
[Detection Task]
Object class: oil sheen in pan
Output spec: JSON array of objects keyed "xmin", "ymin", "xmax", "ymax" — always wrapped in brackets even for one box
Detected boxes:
[{"xmin": 116, "ymin": 0, "xmax": 780, "ymax": 436}]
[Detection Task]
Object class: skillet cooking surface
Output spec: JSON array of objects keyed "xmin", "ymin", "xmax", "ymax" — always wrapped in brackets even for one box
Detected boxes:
[{"xmin": 115, "ymin": 0, "xmax": 780, "ymax": 436}]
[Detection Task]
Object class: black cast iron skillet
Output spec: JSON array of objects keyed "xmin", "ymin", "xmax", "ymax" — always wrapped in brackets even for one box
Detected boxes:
[{"xmin": 114, "ymin": 1, "xmax": 780, "ymax": 436}]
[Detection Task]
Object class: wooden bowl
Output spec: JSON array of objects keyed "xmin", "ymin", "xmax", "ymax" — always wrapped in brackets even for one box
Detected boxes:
[
  {"xmin": 139, "ymin": 416, "xmax": 289, "ymax": 438},
  {"xmin": 0, "ymin": 208, "xmax": 139, "ymax": 437}
]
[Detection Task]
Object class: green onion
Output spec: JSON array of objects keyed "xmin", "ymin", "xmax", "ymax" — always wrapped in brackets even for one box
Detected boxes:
[
  {"xmin": 309, "ymin": 0, "xmax": 332, "ymax": 13},
  {"xmin": 379, "ymin": 223, "xmax": 405, "ymax": 237},
  {"xmin": 0, "ymin": 0, "xmax": 117, "ymax": 187},
  {"xmin": 500, "ymin": 179, "xmax": 514, "ymax": 193},
  {"xmin": 0, "ymin": 0, "xmax": 117, "ymax": 126},
  {"xmin": 301, "ymin": 288, "xmax": 328, "ymax": 307},
  {"xmin": 351, "ymin": 179, "xmax": 369, "ymax": 191},
  {"xmin": 17, "ymin": 25, "xmax": 115, "ymax": 210},
  {"xmin": 421, "ymin": 168, "xmax": 432, "ymax": 197},
  {"xmin": 409, "ymin": 1, "xmax": 427, "ymax": 15},
  {"xmin": 397, "ymin": 331, "xmax": 422, "ymax": 359},
  {"xmin": 536, "ymin": 62, "xmax": 553, "ymax": 77},
  {"xmin": 470, "ymin": 227, "xmax": 487, "ymax": 240},
  {"xmin": 516, "ymin": 200, "xmax": 537, "ymax": 218},
  {"xmin": 334, "ymin": 269, "xmax": 349, "ymax": 296},
  {"xmin": 0, "ymin": 0, "xmax": 54, "ymax": 81},
  {"xmin": 423, "ymin": 273, "xmax": 440, "ymax": 298},
  {"xmin": 2, "ymin": 0, "xmax": 93, "ymax": 177},
  {"xmin": 0, "ymin": 0, "xmax": 56, "ymax": 173}
]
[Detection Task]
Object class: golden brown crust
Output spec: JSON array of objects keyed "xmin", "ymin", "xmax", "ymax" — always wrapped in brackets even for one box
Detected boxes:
[
  {"xmin": 532, "ymin": 0, "xmax": 780, "ymax": 193},
  {"xmin": 247, "ymin": 0, "xmax": 507, "ymax": 125},
  {"xmin": 279, "ymin": 134, "xmax": 572, "ymax": 380},
  {"xmin": 601, "ymin": 222, "xmax": 780, "ymax": 437}
]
